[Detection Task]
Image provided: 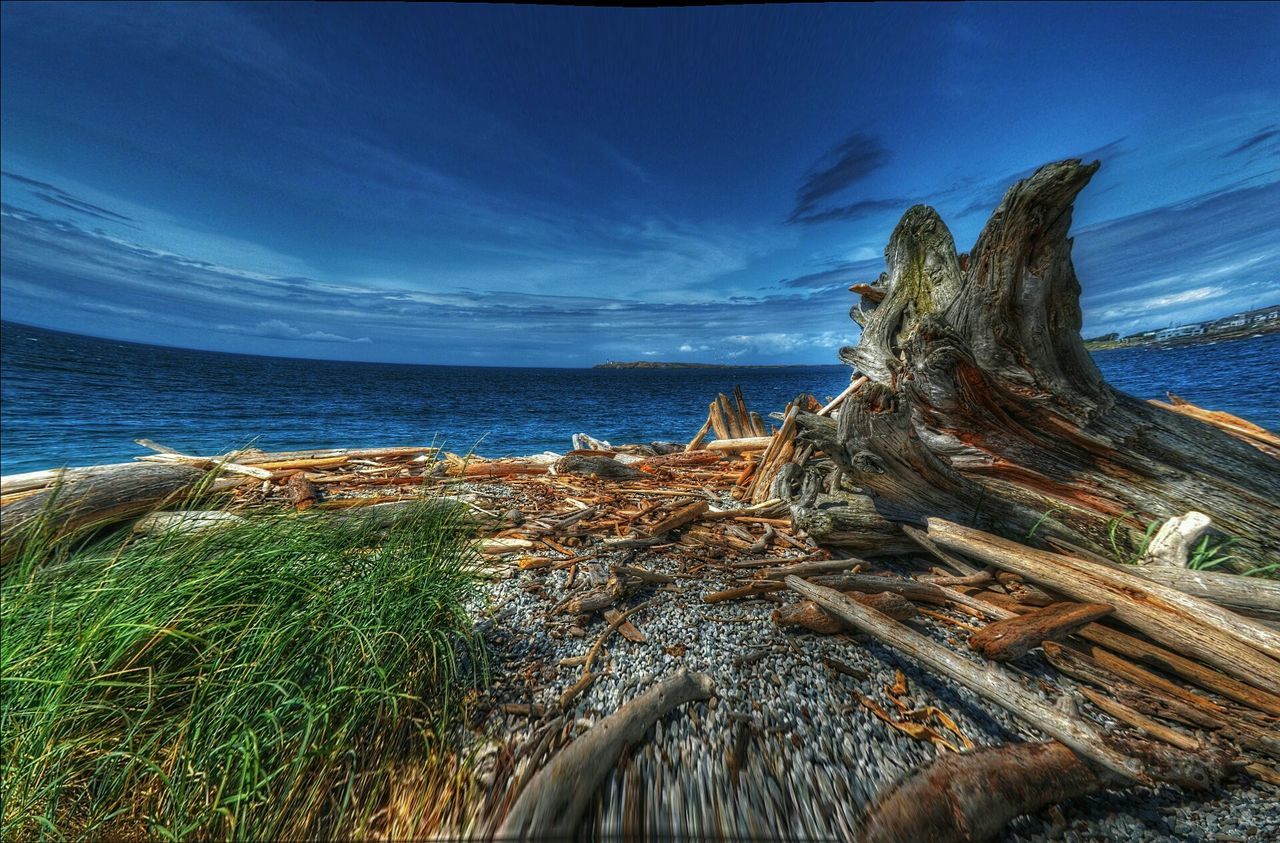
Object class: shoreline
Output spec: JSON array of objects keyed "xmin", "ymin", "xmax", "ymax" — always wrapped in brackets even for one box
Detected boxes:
[
  {"xmin": 4, "ymin": 389, "xmax": 1278, "ymax": 840},
  {"xmin": 1085, "ymin": 322, "xmax": 1280, "ymax": 352}
]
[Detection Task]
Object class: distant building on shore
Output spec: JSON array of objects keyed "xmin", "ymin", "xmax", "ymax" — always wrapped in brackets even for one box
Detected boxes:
[
  {"xmin": 1155, "ymin": 324, "xmax": 1206, "ymax": 341},
  {"xmin": 1113, "ymin": 304, "xmax": 1279, "ymax": 346}
]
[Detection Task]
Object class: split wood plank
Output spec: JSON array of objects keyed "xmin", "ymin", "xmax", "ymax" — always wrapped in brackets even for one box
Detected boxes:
[{"xmin": 926, "ymin": 518, "xmax": 1280, "ymax": 695}]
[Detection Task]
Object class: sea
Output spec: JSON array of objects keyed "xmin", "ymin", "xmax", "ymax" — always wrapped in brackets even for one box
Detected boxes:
[{"xmin": 2, "ymin": 321, "xmax": 1277, "ymax": 476}]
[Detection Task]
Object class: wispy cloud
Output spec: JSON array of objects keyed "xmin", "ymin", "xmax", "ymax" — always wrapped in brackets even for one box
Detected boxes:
[
  {"xmin": 1223, "ymin": 125, "xmax": 1279, "ymax": 159},
  {"xmin": 2, "ymin": 170, "xmax": 136, "ymax": 225},
  {"xmin": 0, "ymin": 196, "xmax": 852, "ymax": 365},
  {"xmin": 216, "ymin": 319, "xmax": 372, "ymax": 344},
  {"xmin": 789, "ymin": 133, "xmax": 892, "ymax": 223}
]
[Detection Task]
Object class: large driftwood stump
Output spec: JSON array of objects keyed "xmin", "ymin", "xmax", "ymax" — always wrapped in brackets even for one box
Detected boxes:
[{"xmin": 794, "ymin": 159, "xmax": 1280, "ymax": 567}]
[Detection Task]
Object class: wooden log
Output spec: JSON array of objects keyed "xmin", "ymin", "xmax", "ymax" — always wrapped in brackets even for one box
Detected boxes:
[
  {"xmin": 706, "ymin": 436, "xmax": 774, "ymax": 453},
  {"xmin": 786, "ymin": 577, "xmax": 1168, "ymax": 784},
  {"xmin": 718, "ymin": 393, "xmax": 744, "ymax": 440},
  {"xmin": 811, "ymin": 573, "xmax": 950, "ymax": 606},
  {"xmin": 772, "ymin": 600, "xmax": 844, "ymax": 634},
  {"xmin": 558, "ymin": 574, "xmax": 631, "ymax": 615},
  {"xmin": 760, "ymin": 557, "xmax": 863, "ymax": 580},
  {"xmin": 1129, "ymin": 565, "xmax": 1280, "ymax": 621},
  {"xmin": 901, "ymin": 524, "xmax": 982, "ymax": 576},
  {"xmin": 1078, "ymin": 687, "xmax": 1203, "ymax": 753},
  {"xmin": 861, "ymin": 741, "xmax": 1102, "ymax": 843},
  {"xmin": 1077, "ymin": 623, "xmax": 1280, "ymax": 718},
  {"xmin": 2, "ymin": 462, "xmax": 143, "ymax": 497},
  {"xmin": 748, "ymin": 411, "xmax": 768, "ymax": 438},
  {"xmin": 1152, "ymin": 393, "xmax": 1280, "ymax": 457},
  {"xmin": 137, "ymin": 452, "xmax": 274, "ymax": 480},
  {"xmin": 642, "ymin": 500, "xmax": 709, "ymax": 537},
  {"xmin": 1041, "ymin": 642, "xmax": 1280, "ymax": 762},
  {"xmin": 133, "ymin": 509, "xmax": 246, "ymax": 536},
  {"xmin": 285, "ymin": 472, "xmax": 322, "ymax": 511},
  {"xmin": 552, "ymin": 455, "xmax": 646, "ymax": 480},
  {"xmin": 771, "ymin": 590, "xmax": 924, "ymax": 626},
  {"xmin": 498, "ymin": 669, "xmax": 714, "ymax": 839},
  {"xmin": 457, "ymin": 461, "xmax": 549, "ymax": 478},
  {"xmin": 802, "ymin": 159, "xmax": 1280, "ymax": 570},
  {"xmin": 707, "ymin": 399, "xmax": 730, "ymax": 442},
  {"xmin": 927, "ymin": 518, "xmax": 1280, "ymax": 694},
  {"xmin": 2, "ymin": 463, "xmax": 205, "ymax": 564},
  {"xmin": 967, "ymin": 602, "xmax": 1113, "ymax": 662},
  {"xmin": 965, "ymin": 585, "xmax": 1280, "ymax": 717},
  {"xmin": 703, "ymin": 581, "xmax": 785, "ymax": 603}
]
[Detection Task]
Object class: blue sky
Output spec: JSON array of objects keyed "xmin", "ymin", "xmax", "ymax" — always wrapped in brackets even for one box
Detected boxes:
[{"xmin": 2, "ymin": 2, "xmax": 1277, "ymax": 366}]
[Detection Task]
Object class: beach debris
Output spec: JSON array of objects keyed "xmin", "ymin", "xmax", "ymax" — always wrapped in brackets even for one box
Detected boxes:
[
  {"xmin": 861, "ymin": 741, "xmax": 1104, "ymax": 843},
  {"xmin": 1138, "ymin": 511, "xmax": 1214, "ymax": 568},
  {"xmin": 497, "ymin": 668, "xmax": 714, "ymax": 839},
  {"xmin": 967, "ymin": 601, "xmax": 1114, "ymax": 662}
]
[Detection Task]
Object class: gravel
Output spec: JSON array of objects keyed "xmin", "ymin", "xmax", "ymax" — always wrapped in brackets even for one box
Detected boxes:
[{"xmin": 447, "ymin": 485, "xmax": 1279, "ymax": 841}]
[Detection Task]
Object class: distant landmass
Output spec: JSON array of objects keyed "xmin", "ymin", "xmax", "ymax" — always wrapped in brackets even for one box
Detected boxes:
[
  {"xmin": 593, "ymin": 360, "xmax": 829, "ymax": 369},
  {"xmin": 1084, "ymin": 304, "xmax": 1280, "ymax": 350}
]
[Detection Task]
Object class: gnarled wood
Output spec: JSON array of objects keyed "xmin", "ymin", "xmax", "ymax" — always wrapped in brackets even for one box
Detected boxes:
[{"xmin": 795, "ymin": 158, "xmax": 1280, "ymax": 569}]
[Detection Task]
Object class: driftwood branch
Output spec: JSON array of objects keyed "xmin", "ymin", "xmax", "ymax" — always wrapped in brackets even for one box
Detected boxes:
[{"xmin": 497, "ymin": 669, "xmax": 715, "ymax": 839}]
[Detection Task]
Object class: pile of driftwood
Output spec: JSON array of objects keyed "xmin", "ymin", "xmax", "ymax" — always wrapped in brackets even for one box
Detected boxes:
[{"xmin": 3, "ymin": 157, "xmax": 1278, "ymax": 841}]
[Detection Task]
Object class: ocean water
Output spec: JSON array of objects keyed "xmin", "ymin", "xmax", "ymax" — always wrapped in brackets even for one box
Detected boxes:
[{"xmin": 2, "ymin": 321, "xmax": 1277, "ymax": 475}]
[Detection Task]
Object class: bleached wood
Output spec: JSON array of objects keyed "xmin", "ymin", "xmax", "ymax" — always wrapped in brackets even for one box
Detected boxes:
[{"xmin": 926, "ymin": 518, "xmax": 1280, "ymax": 694}]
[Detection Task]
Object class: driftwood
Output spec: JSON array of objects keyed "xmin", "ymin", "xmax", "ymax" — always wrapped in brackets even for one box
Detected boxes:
[
  {"xmin": 967, "ymin": 602, "xmax": 1113, "ymax": 662},
  {"xmin": 642, "ymin": 499, "xmax": 709, "ymax": 537},
  {"xmin": 1139, "ymin": 511, "xmax": 1213, "ymax": 568},
  {"xmin": 1041, "ymin": 642, "xmax": 1280, "ymax": 763},
  {"xmin": 285, "ymin": 472, "xmax": 322, "ymax": 510},
  {"xmin": 773, "ymin": 590, "xmax": 917, "ymax": 633},
  {"xmin": 811, "ymin": 572, "xmax": 950, "ymax": 605},
  {"xmin": 861, "ymin": 741, "xmax": 1102, "ymax": 843},
  {"xmin": 926, "ymin": 518, "xmax": 1280, "ymax": 695},
  {"xmin": 552, "ymin": 455, "xmax": 645, "ymax": 480},
  {"xmin": 2, "ymin": 462, "xmax": 206, "ymax": 564},
  {"xmin": 133, "ymin": 509, "xmax": 246, "ymax": 536},
  {"xmin": 1129, "ymin": 565, "xmax": 1280, "ymax": 621},
  {"xmin": 956, "ymin": 574, "xmax": 1280, "ymax": 716},
  {"xmin": 785, "ymin": 577, "xmax": 1225, "ymax": 787},
  {"xmin": 1152, "ymin": 393, "xmax": 1280, "ymax": 457},
  {"xmin": 706, "ymin": 436, "xmax": 773, "ymax": 452},
  {"xmin": 497, "ymin": 669, "xmax": 715, "ymax": 839},
  {"xmin": 790, "ymin": 158, "xmax": 1279, "ymax": 570}
]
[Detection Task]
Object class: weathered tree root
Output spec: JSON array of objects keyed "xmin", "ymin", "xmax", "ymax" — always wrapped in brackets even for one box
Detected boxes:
[
  {"xmin": 792, "ymin": 158, "xmax": 1280, "ymax": 568},
  {"xmin": 495, "ymin": 668, "xmax": 715, "ymax": 840}
]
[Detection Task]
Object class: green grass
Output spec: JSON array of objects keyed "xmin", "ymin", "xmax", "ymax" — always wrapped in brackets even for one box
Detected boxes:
[{"xmin": 1, "ymin": 499, "xmax": 483, "ymax": 840}]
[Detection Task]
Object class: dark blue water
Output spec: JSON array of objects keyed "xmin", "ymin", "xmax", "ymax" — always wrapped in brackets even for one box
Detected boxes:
[{"xmin": 2, "ymin": 321, "xmax": 1277, "ymax": 475}]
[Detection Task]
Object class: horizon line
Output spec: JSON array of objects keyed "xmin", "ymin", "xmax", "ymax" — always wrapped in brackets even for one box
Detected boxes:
[{"xmin": 0, "ymin": 319, "xmax": 847, "ymax": 371}]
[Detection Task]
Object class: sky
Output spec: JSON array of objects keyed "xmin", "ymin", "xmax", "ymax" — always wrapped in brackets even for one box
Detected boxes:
[{"xmin": 2, "ymin": 2, "xmax": 1278, "ymax": 366}]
